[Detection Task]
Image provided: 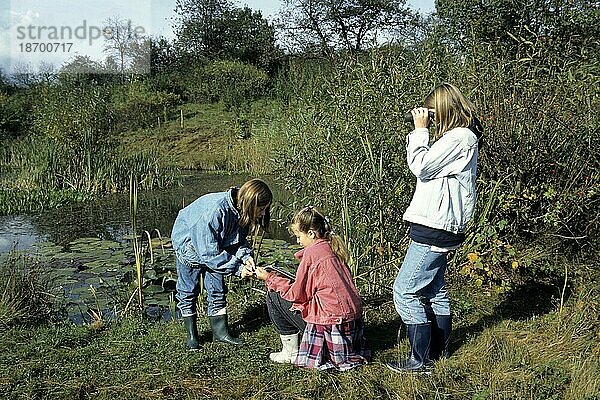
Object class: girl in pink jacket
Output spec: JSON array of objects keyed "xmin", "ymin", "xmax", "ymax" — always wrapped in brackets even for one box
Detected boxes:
[{"xmin": 252, "ymin": 206, "xmax": 370, "ymax": 371}]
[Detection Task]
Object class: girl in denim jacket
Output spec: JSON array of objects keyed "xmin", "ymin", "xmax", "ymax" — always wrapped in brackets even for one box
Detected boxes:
[
  {"xmin": 387, "ymin": 83, "xmax": 481, "ymax": 373},
  {"xmin": 172, "ymin": 178, "xmax": 272, "ymax": 349},
  {"xmin": 252, "ymin": 207, "xmax": 370, "ymax": 371}
]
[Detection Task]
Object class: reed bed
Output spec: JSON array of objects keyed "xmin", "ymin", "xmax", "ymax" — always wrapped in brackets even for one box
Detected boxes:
[
  {"xmin": 0, "ymin": 135, "xmax": 178, "ymax": 216},
  {"xmin": 273, "ymin": 40, "xmax": 599, "ymax": 294}
]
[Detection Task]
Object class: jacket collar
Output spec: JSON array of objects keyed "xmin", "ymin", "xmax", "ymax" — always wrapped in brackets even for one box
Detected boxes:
[
  {"xmin": 226, "ymin": 188, "xmax": 241, "ymax": 218},
  {"xmin": 294, "ymin": 239, "xmax": 327, "ymax": 260}
]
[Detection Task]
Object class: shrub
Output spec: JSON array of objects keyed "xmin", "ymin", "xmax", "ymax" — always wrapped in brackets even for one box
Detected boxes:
[
  {"xmin": 190, "ymin": 60, "xmax": 268, "ymax": 112},
  {"xmin": 274, "ymin": 35, "xmax": 599, "ymax": 292},
  {"xmin": 111, "ymin": 80, "xmax": 181, "ymax": 131}
]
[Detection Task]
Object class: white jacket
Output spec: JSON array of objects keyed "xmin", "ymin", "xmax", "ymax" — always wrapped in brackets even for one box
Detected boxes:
[{"xmin": 402, "ymin": 127, "xmax": 478, "ymax": 234}]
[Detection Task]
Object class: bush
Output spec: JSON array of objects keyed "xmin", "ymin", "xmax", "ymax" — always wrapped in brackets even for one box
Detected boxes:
[
  {"xmin": 274, "ymin": 35, "xmax": 599, "ymax": 292},
  {"xmin": 111, "ymin": 80, "xmax": 181, "ymax": 131},
  {"xmin": 447, "ymin": 31, "xmax": 600, "ymax": 286},
  {"xmin": 190, "ymin": 60, "xmax": 268, "ymax": 112},
  {"xmin": 33, "ymin": 82, "xmax": 113, "ymax": 149}
]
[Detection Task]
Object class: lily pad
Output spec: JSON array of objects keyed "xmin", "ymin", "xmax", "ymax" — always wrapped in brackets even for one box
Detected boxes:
[
  {"xmin": 143, "ymin": 284, "xmax": 164, "ymax": 295},
  {"xmin": 144, "ymin": 270, "xmax": 158, "ymax": 280}
]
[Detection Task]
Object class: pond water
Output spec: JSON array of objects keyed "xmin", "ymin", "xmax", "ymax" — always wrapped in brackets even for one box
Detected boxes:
[
  {"xmin": 0, "ymin": 172, "xmax": 292, "ymax": 254},
  {"xmin": 0, "ymin": 172, "xmax": 298, "ymax": 324}
]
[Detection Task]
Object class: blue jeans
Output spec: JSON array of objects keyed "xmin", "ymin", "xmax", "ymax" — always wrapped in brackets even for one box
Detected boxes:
[
  {"xmin": 393, "ymin": 241, "xmax": 451, "ymax": 324},
  {"xmin": 175, "ymin": 256, "xmax": 228, "ymax": 317}
]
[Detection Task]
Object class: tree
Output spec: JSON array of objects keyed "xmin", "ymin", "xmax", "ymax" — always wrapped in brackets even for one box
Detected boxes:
[
  {"xmin": 174, "ymin": 0, "xmax": 278, "ymax": 68},
  {"xmin": 435, "ymin": 0, "xmax": 600, "ymax": 53},
  {"xmin": 277, "ymin": 0, "xmax": 413, "ymax": 56},
  {"xmin": 58, "ymin": 55, "xmax": 110, "ymax": 85},
  {"xmin": 103, "ymin": 16, "xmax": 148, "ymax": 82},
  {"xmin": 147, "ymin": 37, "xmax": 177, "ymax": 76}
]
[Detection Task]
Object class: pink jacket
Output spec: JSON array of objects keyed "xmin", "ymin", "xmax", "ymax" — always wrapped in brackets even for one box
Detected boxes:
[{"xmin": 265, "ymin": 239, "xmax": 363, "ymax": 325}]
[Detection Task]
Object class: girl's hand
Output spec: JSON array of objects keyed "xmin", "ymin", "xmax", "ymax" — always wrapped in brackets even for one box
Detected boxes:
[
  {"xmin": 241, "ymin": 263, "xmax": 254, "ymax": 278},
  {"xmin": 241, "ymin": 257, "xmax": 256, "ymax": 278},
  {"xmin": 411, "ymin": 107, "xmax": 431, "ymax": 129},
  {"xmin": 245, "ymin": 257, "xmax": 256, "ymax": 270},
  {"xmin": 254, "ymin": 267, "xmax": 270, "ymax": 281}
]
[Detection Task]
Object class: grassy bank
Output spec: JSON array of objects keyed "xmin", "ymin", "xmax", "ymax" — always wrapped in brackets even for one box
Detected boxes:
[
  {"xmin": 116, "ymin": 100, "xmax": 285, "ymax": 173},
  {"xmin": 2, "ymin": 236, "xmax": 597, "ymax": 399},
  {"xmin": 0, "ymin": 275, "xmax": 598, "ymax": 399}
]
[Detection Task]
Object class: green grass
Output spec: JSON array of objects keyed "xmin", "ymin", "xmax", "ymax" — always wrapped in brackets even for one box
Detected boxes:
[
  {"xmin": 0, "ymin": 277, "xmax": 597, "ymax": 400},
  {"xmin": 117, "ymin": 100, "xmax": 285, "ymax": 172}
]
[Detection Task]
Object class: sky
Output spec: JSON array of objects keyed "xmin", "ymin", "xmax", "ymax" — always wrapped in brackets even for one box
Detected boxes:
[{"xmin": 0, "ymin": 0, "xmax": 435, "ymax": 76}]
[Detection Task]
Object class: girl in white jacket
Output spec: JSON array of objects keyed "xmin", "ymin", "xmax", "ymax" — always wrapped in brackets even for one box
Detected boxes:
[{"xmin": 388, "ymin": 83, "xmax": 481, "ymax": 373}]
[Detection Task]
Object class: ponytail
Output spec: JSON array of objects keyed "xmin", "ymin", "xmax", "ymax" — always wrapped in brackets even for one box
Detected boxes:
[{"xmin": 327, "ymin": 232, "xmax": 350, "ymax": 266}]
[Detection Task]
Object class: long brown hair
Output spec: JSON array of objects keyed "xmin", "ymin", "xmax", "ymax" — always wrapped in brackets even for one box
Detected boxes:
[
  {"xmin": 424, "ymin": 83, "xmax": 477, "ymax": 138},
  {"xmin": 290, "ymin": 206, "xmax": 350, "ymax": 266},
  {"xmin": 236, "ymin": 178, "xmax": 272, "ymax": 230}
]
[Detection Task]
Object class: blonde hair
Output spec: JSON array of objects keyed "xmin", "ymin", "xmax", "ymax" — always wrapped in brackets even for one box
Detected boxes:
[
  {"xmin": 290, "ymin": 206, "xmax": 350, "ymax": 266},
  {"xmin": 237, "ymin": 178, "xmax": 272, "ymax": 230},
  {"xmin": 424, "ymin": 83, "xmax": 477, "ymax": 138}
]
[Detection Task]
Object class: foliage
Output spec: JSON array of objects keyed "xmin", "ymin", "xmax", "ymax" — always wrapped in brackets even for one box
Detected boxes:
[
  {"xmin": 441, "ymin": 5, "xmax": 600, "ymax": 283},
  {"xmin": 58, "ymin": 55, "xmax": 118, "ymax": 86},
  {"xmin": 436, "ymin": 0, "xmax": 600, "ymax": 53},
  {"xmin": 0, "ymin": 251, "xmax": 52, "ymax": 328},
  {"xmin": 0, "ymin": 89, "xmax": 34, "ymax": 140},
  {"xmin": 33, "ymin": 82, "xmax": 113, "ymax": 149},
  {"xmin": 0, "ymin": 117, "xmax": 178, "ymax": 215},
  {"xmin": 148, "ymin": 37, "xmax": 178, "ymax": 76},
  {"xmin": 277, "ymin": 0, "xmax": 414, "ymax": 55},
  {"xmin": 175, "ymin": 0, "xmax": 278, "ymax": 69},
  {"xmin": 0, "ymin": 188, "xmax": 94, "ymax": 216},
  {"xmin": 190, "ymin": 60, "xmax": 269, "ymax": 112},
  {"xmin": 111, "ymin": 80, "xmax": 181, "ymax": 130},
  {"xmin": 273, "ymin": 48, "xmax": 435, "ymax": 291},
  {"xmin": 274, "ymin": 5, "xmax": 599, "ymax": 291}
]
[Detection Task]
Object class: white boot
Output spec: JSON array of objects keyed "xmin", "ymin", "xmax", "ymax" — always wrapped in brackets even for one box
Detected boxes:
[{"xmin": 269, "ymin": 333, "xmax": 300, "ymax": 363}]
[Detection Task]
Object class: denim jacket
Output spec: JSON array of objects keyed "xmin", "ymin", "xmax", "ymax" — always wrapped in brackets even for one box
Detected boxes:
[
  {"xmin": 265, "ymin": 239, "xmax": 362, "ymax": 325},
  {"xmin": 171, "ymin": 189, "xmax": 251, "ymax": 276},
  {"xmin": 402, "ymin": 127, "xmax": 478, "ymax": 234}
]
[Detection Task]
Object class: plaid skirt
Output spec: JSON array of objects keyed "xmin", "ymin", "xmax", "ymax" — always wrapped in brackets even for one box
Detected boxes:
[{"xmin": 294, "ymin": 319, "xmax": 371, "ymax": 371}]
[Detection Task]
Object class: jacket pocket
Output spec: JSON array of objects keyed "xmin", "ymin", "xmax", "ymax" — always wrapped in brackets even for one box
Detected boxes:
[{"xmin": 178, "ymin": 241, "xmax": 200, "ymax": 267}]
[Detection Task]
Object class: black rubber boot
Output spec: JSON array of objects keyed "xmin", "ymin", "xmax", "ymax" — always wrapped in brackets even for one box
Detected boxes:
[
  {"xmin": 183, "ymin": 315, "xmax": 200, "ymax": 351},
  {"xmin": 208, "ymin": 314, "xmax": 244, "ymax": 345},
  {"xmin": 430, "ymin": 314, "xmax": 452, "ymax": 360},
  {"xmin": 387, "ymin": 323, "xmax": 432, "ymax": 373}
]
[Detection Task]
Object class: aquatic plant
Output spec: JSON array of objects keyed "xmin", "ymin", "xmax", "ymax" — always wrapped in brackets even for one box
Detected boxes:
[{"xmin": 129, "ymin": 176, "xmax": 144, "ymax": 311}]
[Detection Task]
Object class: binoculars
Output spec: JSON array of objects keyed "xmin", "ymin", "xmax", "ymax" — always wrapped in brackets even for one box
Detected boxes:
[{"xmin": 403, "ymin": 110, "xmax": 435, "ymax": 125}]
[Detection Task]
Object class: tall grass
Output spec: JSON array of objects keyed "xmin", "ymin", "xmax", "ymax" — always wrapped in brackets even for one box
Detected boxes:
[
  {"xmin": 0, "ymin": 135, "xmax": 178, "ymax": 216},
  {"xmin": 272, "ymin": 48, "xmax": 431, "ymax": 294},
  {"xmin": 0, "ymin": 250, "xmax": 52, "ymax": 328},
  {"xmin": 273, "ymin": 37, "xmax": 599, "ymax": 293}
]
